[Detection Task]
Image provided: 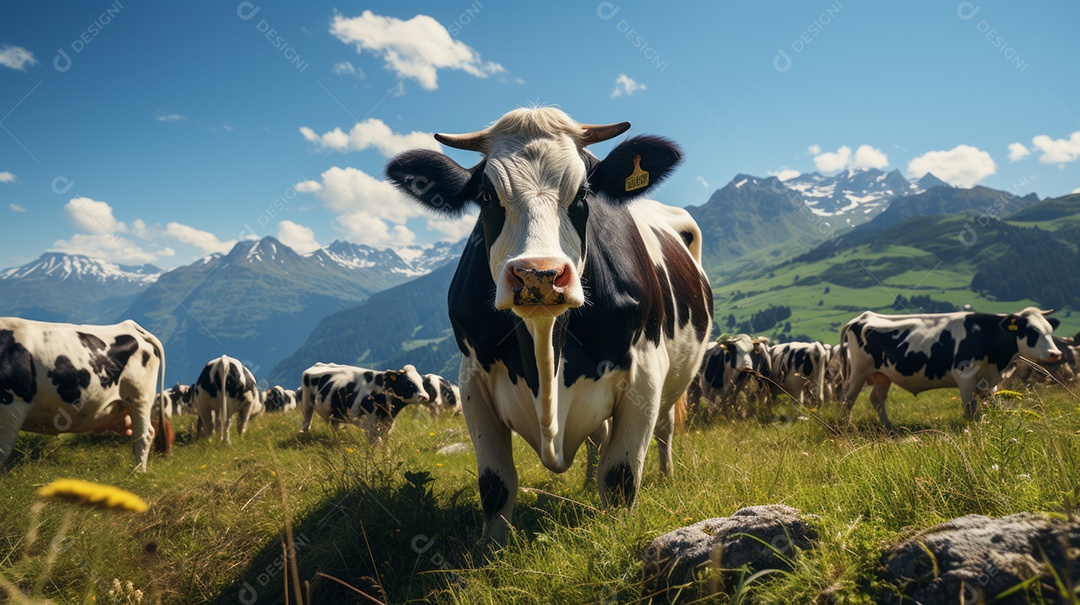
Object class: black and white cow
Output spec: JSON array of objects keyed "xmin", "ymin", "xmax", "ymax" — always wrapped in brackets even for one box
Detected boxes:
[
  {"xmin": 839, "ymin": 307, "xmax": 1061, "ymax": 428},
  {"xmin": 162, "ymin": 383, "xmax": 191, "ymax": 417},
  {"xmin": 700, "ymin": 335, "xmax": 771, "ymax": 413},
  {"xmin": 298, "ymin": 363, "xmax": 429, "ymax": 439},
  {"xmin": 0, "ymin": 318, "xmax": 166, "ymax": 472},
  {"xmin": 190, "ymin": 356, "xmax": 262, "ymax": 443},
  {"xmin": 263, "ymin": 385, "xmax": 297, "ymax": 412},
  {"xmin": 822, "ymin": 343, "xmax": 846, "ymax": 404},
  {"xmin": 387, "ymin": 107, "xmax": 713, "ymax": 542},
  {"xmin": 422, "ymin": 373, "xmax": 460, "ymax": 414},
  {"xmin": 767, "ymin": 341, "xmax": 828, "ymax": 408}
]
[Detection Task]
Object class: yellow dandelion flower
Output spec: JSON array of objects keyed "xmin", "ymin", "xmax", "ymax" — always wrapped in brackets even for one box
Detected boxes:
[
  {"xmin": 345, "ymin": 447, "xmax": 355, "ymax": 454},
  {"xmin": 36, "ymin": 479, "xmax": 148, "ymax": 513},
  {"xmin": 428, "ymin": 432, "xmax": 435, "ymax": 437}
]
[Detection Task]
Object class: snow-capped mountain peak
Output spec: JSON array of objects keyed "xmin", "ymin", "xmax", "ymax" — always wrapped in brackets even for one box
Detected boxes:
[{"xmin": 0, "ymin": 252, "xmax": 162, "ymax": 285}]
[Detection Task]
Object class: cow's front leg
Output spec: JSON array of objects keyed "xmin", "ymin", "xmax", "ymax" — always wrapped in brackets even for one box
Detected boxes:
[
  {"xmin": 461, "ymin": 378, "xmax": 516, "ymax": 545},
  {"xmin": 598, "ymin": 381, "xmax": 660, "ymax": 508},
  {"xmin": 128, "ymin": 399, "xmax": 153, "ymax": 473},
  {"xmin": 236, "ymin": 404, "xmax": 252, "ymax": 438},
  {"xmin": 584, "ymin": 420, "xmax": 611, "ymax": 488},
  {"xmin": 652, "ymin": 398, "xmax": 678, "ymax": 477},
  {"xmin": 0, "ymin": 403, "xmax": 31, "ymax": 469}
]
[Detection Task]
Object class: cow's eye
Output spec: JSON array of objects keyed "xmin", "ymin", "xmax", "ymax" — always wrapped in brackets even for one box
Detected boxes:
[
  {"xmin": 479, "ymin": 190, "xmax": 495, "ymax": 204},
  {"xmin": 576, "ymin": 187, "xmax": 588, "ymax": 201}
]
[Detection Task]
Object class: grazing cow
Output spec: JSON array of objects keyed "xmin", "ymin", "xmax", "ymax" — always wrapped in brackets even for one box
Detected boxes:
[
  {"xmin": 162, "ymin": 383, "xmax": 191, "ymax": 417},
  {"xmin": 767, "ymin": 341, "xmax": 828, "ymax": 408},
  {"xmin": 298, "ymin": 363, "xmax": 429, "ymax": 439},
  {"xmin": 387, "ymin": 107, "xmax": 713, "ymax": 542},
  {"xmin": 0, "ymin": 318, "xmax": 165, "ymax": 472},
  {"xmin": 700, "ymin": 335, "xmax": 771, "ymax": 414},
  {"xmin": 822, "ymin": 343, "xmax": 846, "ymax": 404},
  {"xmin": 263, "ymin": 385, "xmax": 297, "ymax": 412},
  {"xmin": 1001, "ymin": 336, "xmax": 1078, "ymax": 387},
  {"xmin": 422, "ymin": 373, "xmax": 461, "ymax": 414},
  {"xmin": 839, "ymin": 307, "xmax": 1061, "ymax": 429},
  {"xmin": 190, "ymin": 356, "xmax": 262, "ymax": 443}
]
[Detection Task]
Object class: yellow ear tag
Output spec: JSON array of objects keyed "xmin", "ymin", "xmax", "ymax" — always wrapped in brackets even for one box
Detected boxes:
[
  {"xmin": 1008, "ymin": 319, "xmax": 1018, "ymax": 331},
  {"xmin": 625, "ymin": 154, "xmax": 649, "ymax": 192}
]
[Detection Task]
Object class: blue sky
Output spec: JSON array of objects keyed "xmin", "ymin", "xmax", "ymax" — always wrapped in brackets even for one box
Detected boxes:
[{"xmin": 1, "ymin": 1, "xmax": 1077, "ymax": 269}]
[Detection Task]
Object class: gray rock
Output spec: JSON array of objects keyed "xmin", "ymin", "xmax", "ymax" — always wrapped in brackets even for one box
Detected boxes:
[
  {"xmin": 882, "ymin": 512, "xmax": 1080, "ymax": 604},
  {"xmin": 436, "ymin": 442, "xmax": 470, "ymax": 455},
  {"xmin": 641, "ymin": 505, "xmax": 817, "ymax": 598}
]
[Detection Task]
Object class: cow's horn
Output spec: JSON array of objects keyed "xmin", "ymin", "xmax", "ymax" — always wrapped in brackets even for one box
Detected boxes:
[
  {"xmin": 1040, "ymin": 309, "xmax": 1055, "ymax": 315},
  {"xmin": 435, "ymin": 130, "xmax": 489, "ymax": 152},
  {"xmin": 580, "ymin": 122, "xmax": 631, "ymax": 145}
]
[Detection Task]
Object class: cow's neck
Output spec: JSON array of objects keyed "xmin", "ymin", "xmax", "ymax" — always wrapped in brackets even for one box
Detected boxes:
[{"xmin": 521, "ymin": 314, "xmax": 562, "ymax": 469}]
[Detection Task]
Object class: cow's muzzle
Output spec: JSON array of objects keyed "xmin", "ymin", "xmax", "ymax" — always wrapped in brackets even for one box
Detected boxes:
[{"xmin": 501, "ymin": 258, "xmax": 581, "ymax": 315}]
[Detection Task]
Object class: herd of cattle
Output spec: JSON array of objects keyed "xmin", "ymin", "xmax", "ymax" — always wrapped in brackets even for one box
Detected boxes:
[
  {"xmin": 0, "ymin": 108, "xmax": 1072, "ymax": 545},
  {"xmin": 688, "ymin": 307, "xmax": 1069, "ymax": 429}
]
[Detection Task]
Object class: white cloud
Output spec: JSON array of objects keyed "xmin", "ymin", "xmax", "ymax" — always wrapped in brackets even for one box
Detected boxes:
[
  {"xmin": 812, "ymin": 144, "xmax": 889, "ymax": 172},
  {"xmin": 299, "ymin": 118, "xmax": 440, "ymax": 157},
  {"xmin": 155, "ymin": 113, "xmax": 186, "ymax": 122},
  {"xmin": 332, "ymin": 60, "xmax": 364, "ymax": 78},
  {"xmin": 165, "ymin": 222, "xmax": 237, "ymax": 255},
  {"xmin": 277, "ymin": 220, "xmax": 321, "ymax": 254},
  {"xmin": 426, "ymin": 213, "xmax": 477, "ymax": 242},
  {"xmin": 50, "ymin": 233, "xmax": 159, "ymax": 264},
  {"xmin": 9, "ymin": 203, "xmax": 27, "ymax": 213},
  {"xmin": 0, "ymin": 45, "xmax": 36, "ymax": 71},
  {"xmin": 329, "ymin": 10, "xmax": 505, "ymax": 90},
  {"xmin": 852, "ymin": 145, "xmax": 889, "ymax": 169},
  {"xmin": 1031, "ymin": 131, "xmax": 1080, "ymax": 165},
  {"xmin": 336, "ymin": 211, "xmax": 418, "ymax": 248},
  {"xmin": 299, "ymin": 165, "xmax": 476, "ymax": 247},
  {"xmin": 907, "ymin": 145, "xmax": 997, "ymax": 188},
  {"xmin": 696, "ymin": 176, "xmax": 710, "ymax": 188},
  {"xmin": 1073, "ymin": 187, "xmax": 1080, "ymax": 194},
  {"xmin": 807, "ymin": 144, "xmax": 821, "ymax": 155},
  {"xmin": 65, "ymin": 197, "xmax": 125, "ymax": 235},
  {"xmin": 0, "ymin": 171, "xmax": 16, "ymax": 183},
  {"xmin": 767, "ymin": 168, "xmax": 800, "ymax": 181},
  {"xmin": 223, "ymin": 124, "xmax": 234, "ymax": 132},
  {"xmin": 611, "ymin": 74, "xmax": 645, "ymax": 98},
  {"xmin": 1007, "ymin": 142, "xmax": 1031, "ymax": 162}
]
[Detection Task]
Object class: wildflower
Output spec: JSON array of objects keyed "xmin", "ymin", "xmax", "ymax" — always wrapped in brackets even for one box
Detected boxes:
[
  {"xmin": 429, "ymin": 432, "xmax": 436, "ymax": 437},
  {"xmin": 345, "ymin": 447, "xmax": 355, "ymax": 454},
  {"xmin": 36, "ymin": 479, "xmax": 148, "ymax": 513}
]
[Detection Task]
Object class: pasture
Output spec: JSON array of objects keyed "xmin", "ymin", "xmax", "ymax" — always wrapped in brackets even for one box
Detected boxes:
[{"xmin": 2, "ymin": 385, "xmax": 1078, "ymax": 604}]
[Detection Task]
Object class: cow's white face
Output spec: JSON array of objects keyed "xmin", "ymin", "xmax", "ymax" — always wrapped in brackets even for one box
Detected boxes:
[
  {"xmin": 483, "ymin": 134, "xmax": 589, "ymax": 317},
  {"xmin": 1013, "ymin": 308, "xmax": 1062, "ymax": 362},
  {"xmin": 386, "ymin": 106, "xmax": 682, "ymax": 320}
]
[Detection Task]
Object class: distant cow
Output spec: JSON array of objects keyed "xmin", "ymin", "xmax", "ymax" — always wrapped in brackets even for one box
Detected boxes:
[
  {"xmin": 839, "ymin": 308, "xmax": 1061, "ymax": 428},
  {"xmin": 0, "ymin": 318, "xmax": 165, "ymax": 472},
  {"xmin": 162, "ymin": 383, "xmax": 191, "ymax": 417},
  {"xmin": 298, "ymin": 363, "xmax": 429, "ymax": 439},
  {"xmin": 263, "ymin": 385, "xmax": 297, "ymax": 412},
  {"xmin": 822, "ymin": 343, "xmax": 846, "ymax": 404},
  {"xmin": 190, "ymin": 356, "xmax": 262, "ymax": 443},
  {"xmin": 422, "ymin": 374, "xmax": 460, "ymax": 414},
  {"xmin": 699, "ymin": 335, "xmax": 771, "ymax": 415},
  {"xmin": 1001, "ymin": 336, "xmax": 1078, "ymax": 387},
  {"xmin": 767, "ymin": 341, "xmax": 828, "ymax": 408}
]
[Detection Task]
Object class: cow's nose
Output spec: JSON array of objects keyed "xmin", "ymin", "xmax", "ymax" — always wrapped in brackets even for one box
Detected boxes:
[
  {"xmin": 505, "ymin": 259, "xmax": 575, "ymax": 306},
  {"xmin": 1047, "ymin": 350, "xmax": 1063, "ymax": 363}
]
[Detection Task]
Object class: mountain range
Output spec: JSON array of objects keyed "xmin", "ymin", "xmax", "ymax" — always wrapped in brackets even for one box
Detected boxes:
[
  {"xmin": 3, "ymin": 168, "xmax": 1076, "ymax": 387},
  {"xmin": 0, "ymin": 237, "xmax": 462, "ymax": 384}
]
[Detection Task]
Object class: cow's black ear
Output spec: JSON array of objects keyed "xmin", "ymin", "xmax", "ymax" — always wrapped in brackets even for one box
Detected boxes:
[
  {"xmin": 589, "ymin": 135, "xmax": 682, "ymax": 202},
  {"xmin": 385, "ymin": 150, "xmax": 482, "ymax": 216},
  {"xmin": 1048, "ymin": 317, "xmax": 1061, "ymax": 330}
]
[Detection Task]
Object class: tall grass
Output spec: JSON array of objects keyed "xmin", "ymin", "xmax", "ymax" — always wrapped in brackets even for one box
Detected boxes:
[{"xmin": 2, "ymin": 385, "xmax": 1078, "ymax": 603}]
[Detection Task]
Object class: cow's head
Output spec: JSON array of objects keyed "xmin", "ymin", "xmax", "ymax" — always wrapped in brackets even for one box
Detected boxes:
[
  {"xmin": 719, "ymin": 335, "xmax": 768, "ymax": 373},
  {"xmin": 382, "ymin": 364, "xmax": 429, "ymax": 406},
  {"xmin": 1006, "ymin": 307, "xmax": 1062, "ymax": 362},
  {"xmin": 387, "ymin": 107, "xmax": 682, "ymax": 319}
]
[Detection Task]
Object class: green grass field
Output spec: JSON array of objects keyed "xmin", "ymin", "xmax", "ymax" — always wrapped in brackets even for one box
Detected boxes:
[{"xmin": 2, "ymin": 385, "xmax": 1079, "ymax": 604}]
